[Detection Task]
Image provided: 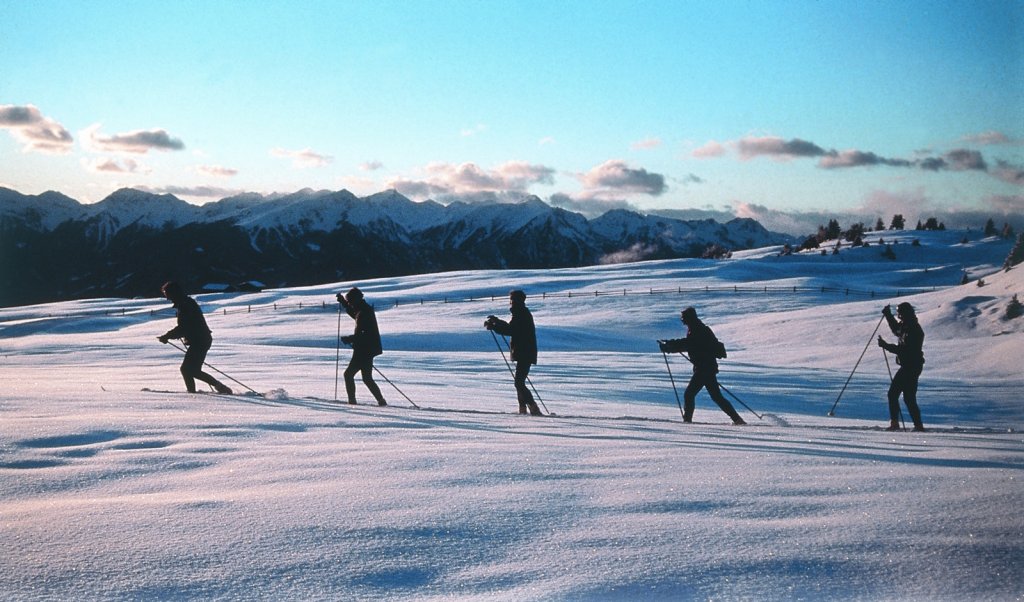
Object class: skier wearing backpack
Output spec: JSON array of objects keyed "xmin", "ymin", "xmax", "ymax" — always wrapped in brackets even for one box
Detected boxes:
[
  {"xmin": 877, "ymin": 302, "xmax": 926, "ymax": 431},
  {"xmin": 157, "ymin": 281, "xmax": 233, "ymax": 394},
  {"xmin": 659, "ymin": 306, "xmax": 745, "ymax": 425}
]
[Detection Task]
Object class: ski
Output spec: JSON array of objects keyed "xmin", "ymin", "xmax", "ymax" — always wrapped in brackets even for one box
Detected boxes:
[{"xmin": 140, "ymin": 387, "xmax": 267, "ymax": 400}]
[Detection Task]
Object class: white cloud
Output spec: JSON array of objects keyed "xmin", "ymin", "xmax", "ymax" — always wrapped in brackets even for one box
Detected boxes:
[
  {"xmin": 140, "ymin": 184, "xmax": 242, "ymax": 199},
  {"xmin": 548, "ymin": 192, "xmax": 637, "ymax": 217},
  {"xmin": 630, "ymin": 137, "xmax": 662, "ymax": 151},
  {"xmin": 578, "ymin": 160, "xmax": 666, "ymax": 196},
  {"xmin": 691, "ymin": 140, "xmax": 726, "ymax": 158},
  {"xmin": 962, "ymin": 130, "xmax": 1014, "ymax": 146},
  {"xmin": 0, "ymin": 104, "xmax": 74, "ymax": 154},
  {"xmin": 197, "ymin": 165, "xmax": 239, "ymax": 177},
  {"xmin": 386, "ymin": 161, "xmax": 556, "ymax": 200},
  {"xmin": 737, "ymin": 136, "xmax": 828, "ymax": 161},
  {"xmin": 82, "ymin": 124, "xmax": 185, "ymax": 154},
  {"xmin": 270, "ymin": 147, "xmax": 333, "ymax": 169},
  {"xmin": 82, "ymin": 157, "xmax": 150, "ymax": 174}
]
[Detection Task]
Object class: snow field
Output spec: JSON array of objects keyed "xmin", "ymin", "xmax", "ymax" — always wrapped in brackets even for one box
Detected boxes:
[{"xmin": 1, "ymin": 229, "xmax": 1021, "ymax": 600}]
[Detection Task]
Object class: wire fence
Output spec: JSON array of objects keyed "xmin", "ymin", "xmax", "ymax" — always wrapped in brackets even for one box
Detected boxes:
[{"xmin": 2, "ymin": 283, "xmax": 938, "ymax": 324}]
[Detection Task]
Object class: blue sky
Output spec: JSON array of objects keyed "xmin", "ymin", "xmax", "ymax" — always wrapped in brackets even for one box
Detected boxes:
[{"xmin": 1, "ymin": 0, "xmax": 1021, "ymax": 232}]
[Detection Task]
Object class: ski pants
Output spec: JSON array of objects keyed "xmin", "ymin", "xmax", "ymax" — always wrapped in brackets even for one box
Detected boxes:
[
  {"xmin": 888, "ymin": 364, "xmax": 924, "ymax": 428},
  {"xmin": 344, "ymin": 353, "xmax": 385, "ymax": 404},
  {"xmin": 683, "ymin": 371, "xmax": 742, "ymax": 423},
  {"xmin": 514, "ymin": 361, "xmax": 539, "ymax": 414},
  {"xmin": 180, "ymin": 337, "xmax": 225, "ymax": 393}
]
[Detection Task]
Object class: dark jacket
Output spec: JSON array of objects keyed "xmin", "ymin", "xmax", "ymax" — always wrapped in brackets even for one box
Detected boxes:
[
  {"xmin": 491, "ymin": 303, "xmax": 537, "ymax": 365},
  {"xmin": 662, "ymin": 320, "xmax": 721, "ymax": 374},
  {"xmin": 881, "ymin": 314, "xmax": 925, "ymax": 368},
  {"xmin": 162, "ymin": 296, "xmax": 212, "ymax": 346},
  {"xmin": 345, "ymin": 299, "xmax": 383, "ymax": 358}
]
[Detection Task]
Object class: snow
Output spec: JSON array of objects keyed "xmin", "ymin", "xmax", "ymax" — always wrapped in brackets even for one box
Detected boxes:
[{"xmin": 1, "ymin": 230, "xmax": 1022, "ymax": 600}]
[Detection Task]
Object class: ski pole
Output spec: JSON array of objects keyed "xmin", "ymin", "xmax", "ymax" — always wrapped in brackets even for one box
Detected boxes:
[
  {"xmin": 828, "ymin": 314, "xmax": 886, "ymax": 417},
  {"xmin": 372, "ymin": 365, "xmax": 420, "ymax": 409},
  {"xmin": 881, "ymin": 348, "xmax": 906, "ymax": 431},
  {"xmin": 661, "ymin": 351, "xmax": 686, "ymax": 420},
  {"xmin": 490, "ymin": 330, "xmax": 550, "ymax": 415},
  {"xmin": 491, "ymin": 329, "xmax": 516, "ymax": 380},
  {"xmin": 675, "ymin": 352, "xmax": 762, "ymax": 420},
  {"xmin": 334, "ymin": 303, "xmax": 343, "ymax": 402},
  {"xmin": 719, "ymin": 381, "xmax": 763, "ymax": 420},
  {"xmin": 166, "ymin": 340, "xmax": 260, "ymax": 396}
]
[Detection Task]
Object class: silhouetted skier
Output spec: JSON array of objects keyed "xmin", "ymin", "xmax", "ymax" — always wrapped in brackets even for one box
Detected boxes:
[
  {"xmin": 878, "ymin": 302, "xmax": 926, "ymax": 431},
  {"xmin": 157, "ymin": 281, "xmax": 232, "ymax": 394},
  {"xmin": 485, "ymin": 289, "xmax": 541, "ymax": 416},
  {"xmin": 337, "ymin": 287, "xmax": 387, "ymax": 406},
  {"xmin": 659, "ymin": 306, "xmax": 745, "ymax": 425}
]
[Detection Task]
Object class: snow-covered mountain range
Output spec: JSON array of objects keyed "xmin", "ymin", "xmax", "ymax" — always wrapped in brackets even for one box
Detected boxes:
[{"xmin": 0, "ymin": 187, "xmax": 793, "ymax": 306}]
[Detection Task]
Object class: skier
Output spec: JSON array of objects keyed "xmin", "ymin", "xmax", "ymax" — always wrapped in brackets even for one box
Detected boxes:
[
  {"xmin": 485, "ymin": 289, "xmax": 541, "ymax": 416},
  {"xmin": 659, "ymin": 307, "xmax": 745, "ymax": 425},
  {"xmin": 157, "ymin": 281, "xmax": 232, "ymax": 394},
  {"xmin": 336, "ymin": 287, "xmax": 387, "ymax": 406},
  {"xmin": 877, "ymin": 302, "xmax": 926, "ymax": 431}
]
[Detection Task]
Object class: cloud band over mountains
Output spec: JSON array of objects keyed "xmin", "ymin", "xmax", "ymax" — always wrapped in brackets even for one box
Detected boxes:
[{"xmin": 699, "ymin": 135, "xmax": 1001, "ymax": 176}]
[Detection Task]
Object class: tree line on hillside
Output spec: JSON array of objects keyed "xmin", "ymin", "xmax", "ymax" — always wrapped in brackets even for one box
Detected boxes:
[{"xmin": 785, "ymin": 215, "xmax": 1017, "ymax": 255}]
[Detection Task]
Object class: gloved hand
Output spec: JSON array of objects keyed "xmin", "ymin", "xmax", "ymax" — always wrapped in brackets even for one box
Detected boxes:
[
  {"xmin": 157, "ymin": 335, "xmax": 169, "ymax": 344},
  {"xmin": 882, "ymin": 304, "xmax": 892, "ymax": 317},
  {"xmin": 341, "ymin": 335, "xmax": 354, "ymax": 345},
  {"xmin": 484, "ymin": 315, "xmax": 498, "ymax": 330},
  {"xmin": 336, "ymin": 292, "xmax": 348, "ymax": 306}
]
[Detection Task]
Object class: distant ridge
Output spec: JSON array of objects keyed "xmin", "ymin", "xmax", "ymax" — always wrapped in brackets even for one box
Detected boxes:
[{"xmin": 0, "ymin": 187, "xmax": 794, "ymax": 306}]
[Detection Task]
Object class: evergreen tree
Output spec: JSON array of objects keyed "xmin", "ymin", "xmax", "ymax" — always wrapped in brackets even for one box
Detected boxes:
[
  {"xmin": 984, "ymin": 218, "xmax": 997, "ymax": 236},
  {"xmin": 1002, "ymin": 223, "xmax": 1016, "ymax": 239},
  {"xmin": 875, "ymin": 217, "xmax": 885, "ymax": 231},
  {"xmin": 1006, "ymin": 294, "xmax": 1023, "ymax": 320},
  {"xmin": 799, "ymin": 236, "xmax": 820, "ymax": 251},
  {"xmin": 890, "ymin": 214, "xmax": 905, "ymax": 230},
  {"xmin": 1004, "ymin": 232, "xmax": 1024, "ymax": 270},
  {"xmin": 826, "ymin": 219, "xmax": 842, "ymax": 240},
  {"xmin": 923, "ymin": 217, "xmax": 940, "ymax": 230},
  {"xmin": 844, "ymin": 222, "xmax": 866, "ymax": 243}
]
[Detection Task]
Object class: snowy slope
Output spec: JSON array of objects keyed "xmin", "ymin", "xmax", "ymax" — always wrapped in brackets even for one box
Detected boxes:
[{"xmin": 0, "ymin": 230, "xmax": 1021, "ymax": 600}]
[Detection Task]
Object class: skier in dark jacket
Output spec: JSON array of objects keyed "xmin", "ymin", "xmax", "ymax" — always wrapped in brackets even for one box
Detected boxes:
[
  {"xmin": 337, "ymin": 287, "xmax": 386, "ymax": 406},
  {"xmin": 157, "ymin": 281, "xmax": 232, "ymax": 394},
  {"xmin": 659, "ymin": 307, "xmax": 745, "ymax": 424},
  {"xmin": 485, "ymin": 289, "xmax": 541, "ymax": 415},
  {"xmin": 878, "ymin": 302, "xmax": 926, "ymax": 431}
]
